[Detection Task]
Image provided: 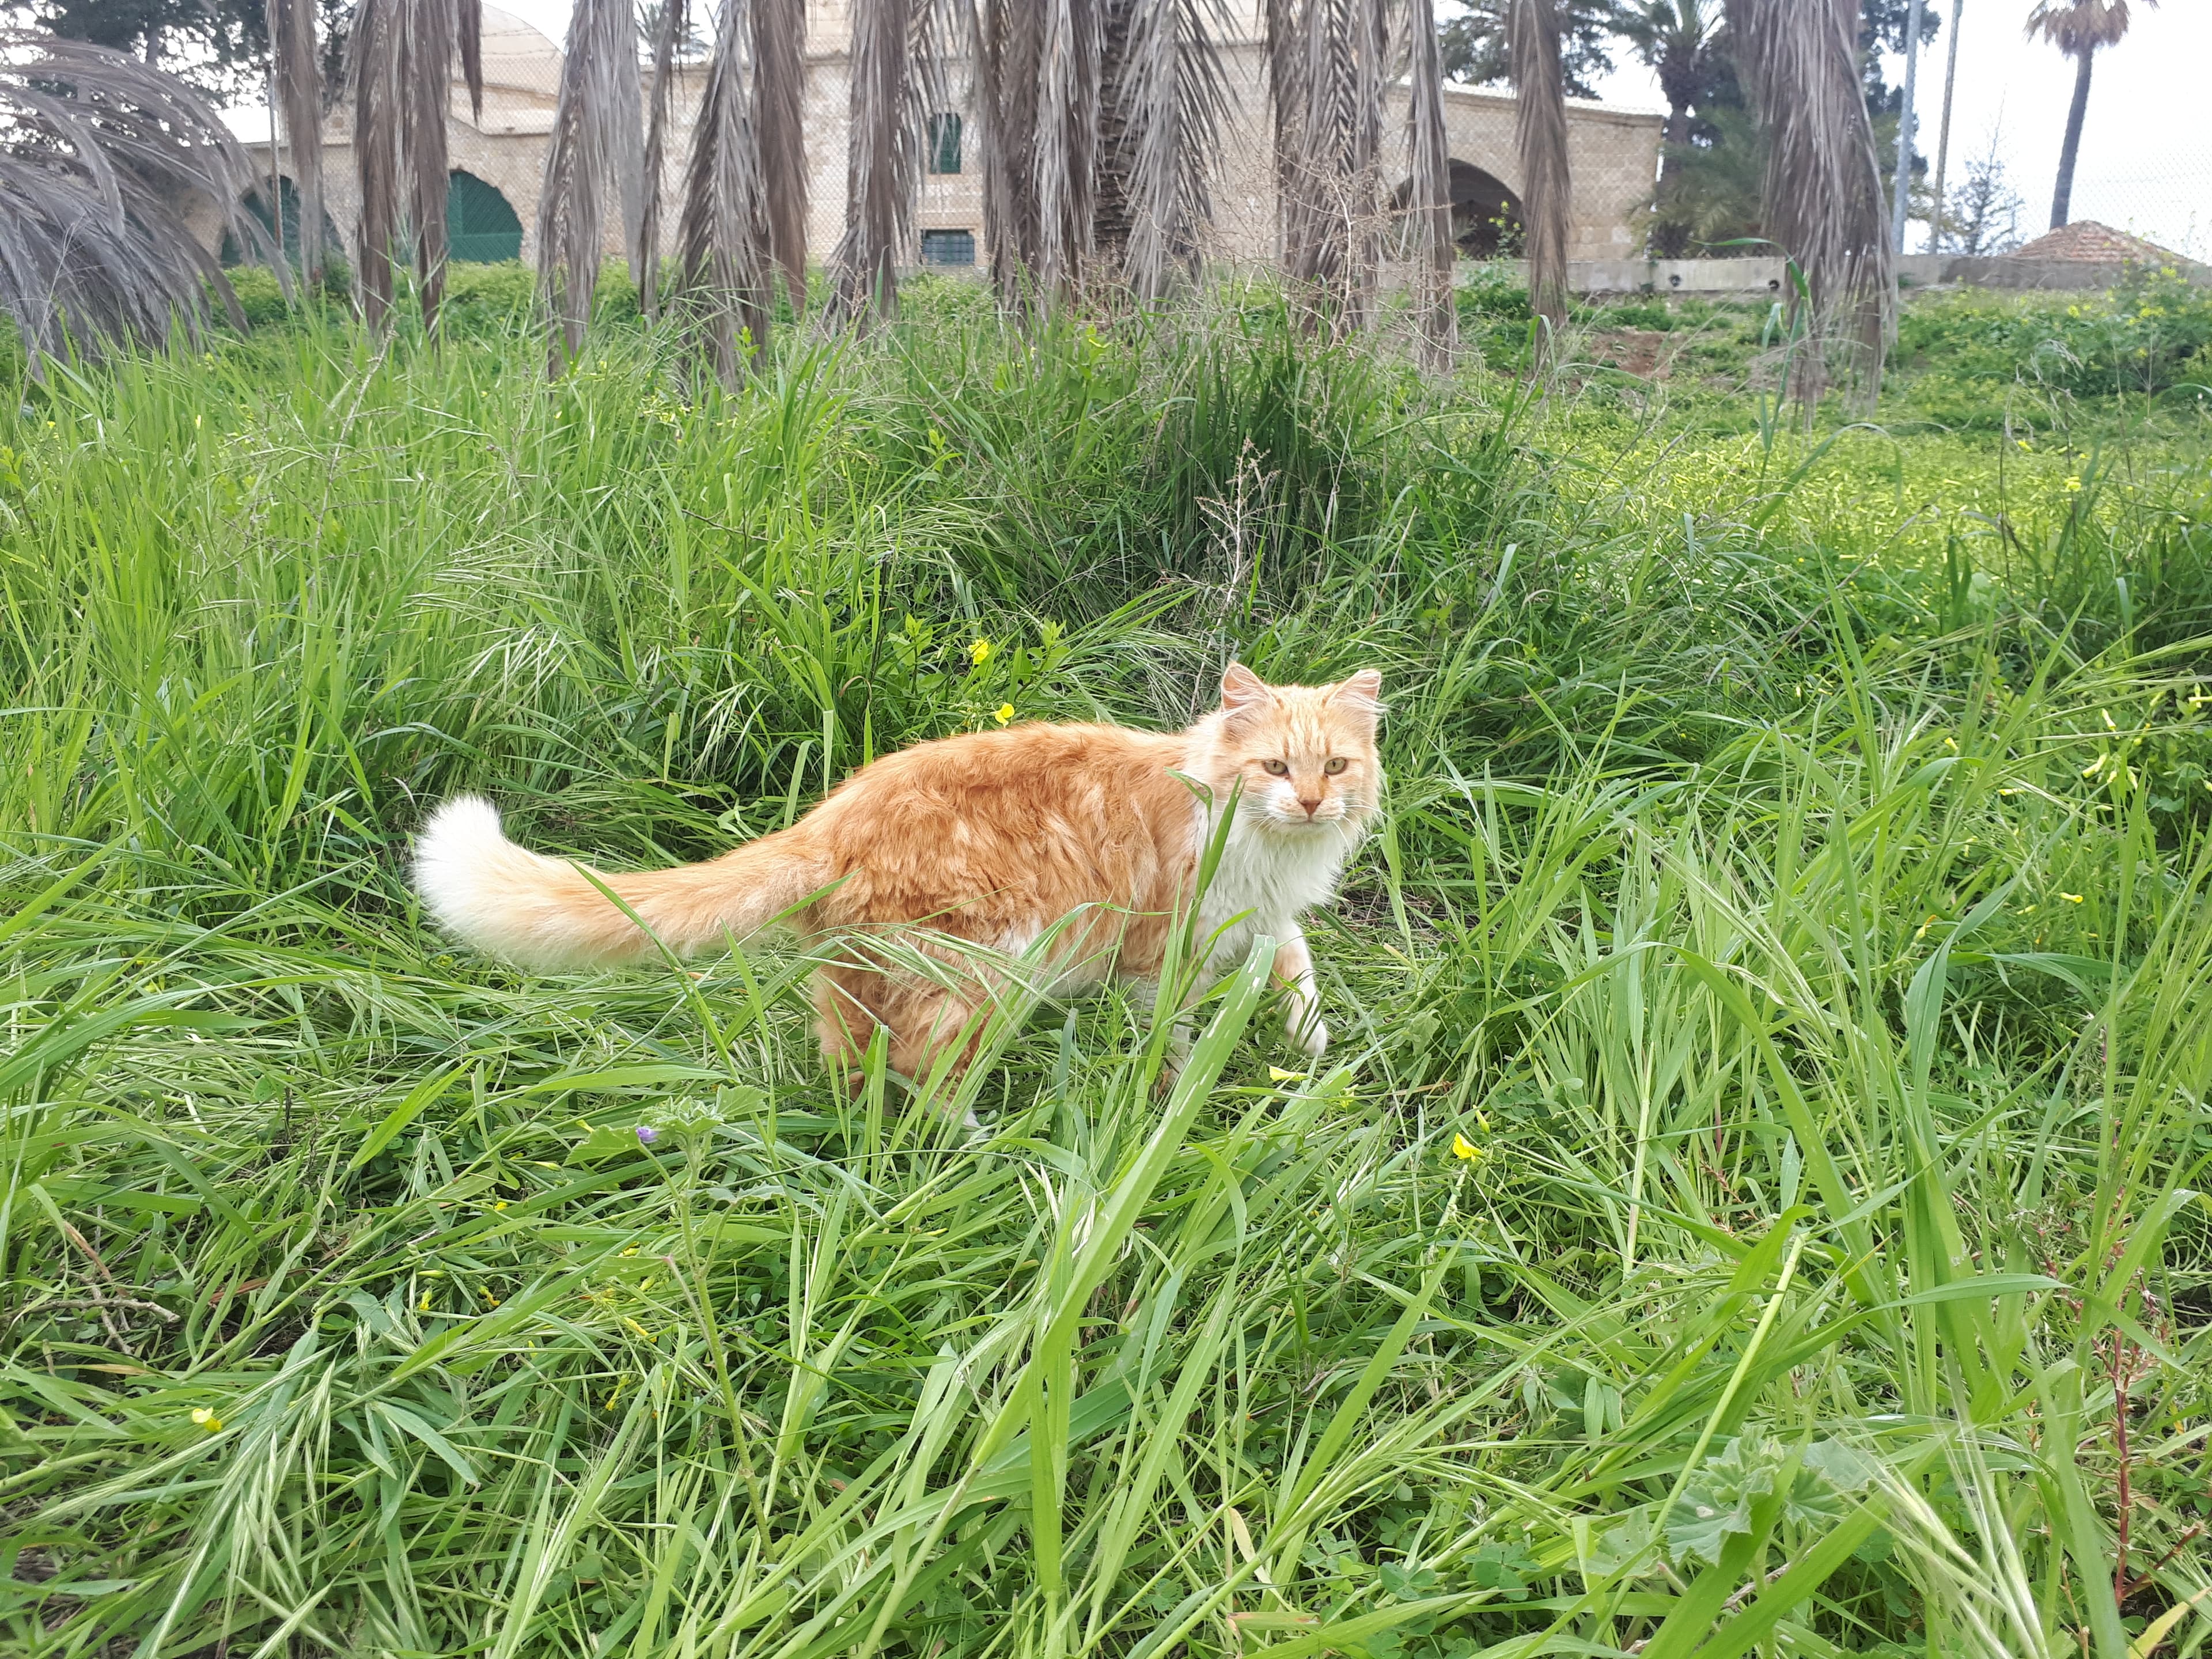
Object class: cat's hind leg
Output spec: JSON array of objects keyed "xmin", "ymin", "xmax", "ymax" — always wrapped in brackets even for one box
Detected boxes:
[{"xmin": 812, "ymin": 965, "xmax": 884, "ymax": 1096}]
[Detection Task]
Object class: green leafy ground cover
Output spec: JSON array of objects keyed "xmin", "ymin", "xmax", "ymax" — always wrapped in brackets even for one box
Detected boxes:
[{"xmin": 4, "ymin": 286, "xmax": 2212, "ymax": 1658}]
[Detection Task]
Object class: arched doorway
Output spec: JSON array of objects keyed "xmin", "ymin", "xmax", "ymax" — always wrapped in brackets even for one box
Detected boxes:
[
  {"xmin": 1445, "ymin": 161, "xmax": 1523, "ymax": 257},
  {"xmin": 221, "ymin": 177, "xmax": 341, "ymax": 268},
  {"xmin": 446, "ymin": 171, "xmax": 522, "ymax": 263}
]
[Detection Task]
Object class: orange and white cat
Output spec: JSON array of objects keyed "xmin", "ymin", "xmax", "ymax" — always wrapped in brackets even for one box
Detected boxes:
[{"xmin": 414, "ymin": 664, "xmax": 1383, "ymax": 1080}]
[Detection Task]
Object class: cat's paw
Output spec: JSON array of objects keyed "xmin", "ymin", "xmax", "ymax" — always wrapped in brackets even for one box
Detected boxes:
[{"xmin": 1293, "ymin": 1012, "xmax": 1330, "ymax": 1059}]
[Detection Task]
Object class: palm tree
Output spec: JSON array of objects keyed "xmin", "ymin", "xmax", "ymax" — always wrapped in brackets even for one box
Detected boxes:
[
  {"xmin": 1615, "ymin": 0, "xmax": 1719, "ymax": 160},
  {"xmin": 345, "ymin": 0, "xmax": 485, "ymax": 334},
  {"xmin": 754, "ymin": 0, "xmax": 808, "ymax": 309},
  {"xmin": 269, "ymin": 0, "xmax": 327, "ymax": 278},
  {"xmin": 536, "ymin": 0, "xmax": 643, "ymax": 366},
  {"xmin": 1726, "ymin": 0, "xmax": 1891, "ymax": 408},
  {"xmin": 1270, "ymin": 0, "xmax": 1391, "ymax": 331},
  {"xmin": 1406, "ymin": 0, "xmax": 1457, "ymax": 368},
  {"xmin": 0, "ymin": 31, "xmax": 280, "ymax": 372},
  {"xmin": 2025, "ymin": 0, "xmax": 2153, "ymax": 232},
  {"xmin": 636, "ymin": 0, "xmax": 687, "ymax": 319},
  {"xmin": 674, "ymin": 0, "xmax": 774, "ymax": 384},
  {"xmin": 827, "ymin": 0, "xmax": 938, "ymax": 320},
  {"xmin": 1509, "ymin": 0, "xmax": 1571, "ymax": 337},
  {"xmin": 1118, "ymin": 0, "xmax": 1233, "ymax": 303}
]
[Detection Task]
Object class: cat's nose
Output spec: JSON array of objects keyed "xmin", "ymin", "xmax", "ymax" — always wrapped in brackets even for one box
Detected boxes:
[{"xmin": 1298, "ymin": 796, "xmax": 1321, "ymax": 817}]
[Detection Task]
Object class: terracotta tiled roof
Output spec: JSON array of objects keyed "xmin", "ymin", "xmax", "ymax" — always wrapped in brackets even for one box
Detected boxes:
[{"xmin": 2008, "ymin": 221, "xmax": 2190, "ymax": 265}]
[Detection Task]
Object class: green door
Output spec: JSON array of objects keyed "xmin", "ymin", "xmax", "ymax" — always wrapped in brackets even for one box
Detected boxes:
[
  {"xmin": 446, "ymin": 171, "xmax": 522, "ymax": 263},
  {"xmin": 220, "ymin": 177, "xmax": 341, "ymax": 268}
]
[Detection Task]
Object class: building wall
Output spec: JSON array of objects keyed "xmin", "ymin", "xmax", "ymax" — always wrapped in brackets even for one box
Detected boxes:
[{"xmin": 214, "ymin": 3, "xmax": 1660, "ymax": 278}]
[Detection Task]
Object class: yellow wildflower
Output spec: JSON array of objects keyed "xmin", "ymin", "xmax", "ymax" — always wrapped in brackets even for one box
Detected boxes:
[
  {"xmin": 970, "ymin": 639, "xmax": 992, "ymax": 666},
  {"xmin": 1451, "ymin": 1132, "xmax": 1486, "ymax": 1162},
  {"xmin": 1267, "ymin": 1066, "xmax": 1306, "ymax": 1085},
  {"xmin": 191, "ymin": 1407, "xmax": 223, "ymax": 1432},
  {"xmin": 2061, "ymin": 892, "xmax": 2084, "ymax": 904},
  {"xmin": 994, "ymin": 703, "xmax": 1016, "ymax": 725}
]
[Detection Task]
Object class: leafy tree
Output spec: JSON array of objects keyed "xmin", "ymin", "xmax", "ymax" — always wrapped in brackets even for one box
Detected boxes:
[
  {"xmin": 1438, "ymin": 0, "xmax": 1622, "ymax": 97},
  {"xmin": 10, "ymin": 0, "xmax": 347, "ymax": 100},
  {"xmin": 1857, "ymin": 0, "xmax": 1941, "ymax": 116},
  {"xmin": 1613, "ymin": 0, "xmax": 1724, "ymax": 152},
  {"xmin": 1643, "ymin": 102, "xmax": 1764, "ymax": 256}
]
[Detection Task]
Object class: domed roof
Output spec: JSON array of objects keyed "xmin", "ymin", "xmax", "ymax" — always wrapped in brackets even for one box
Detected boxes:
[{"xmin": 475, "ymin": 5, "xmax": 563, "ymax": 99}]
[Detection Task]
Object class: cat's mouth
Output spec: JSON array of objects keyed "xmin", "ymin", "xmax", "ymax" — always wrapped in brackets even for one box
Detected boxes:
[{"xmin": 1257, "ymin": 806, "xmax": 1354, "ymax": 830}]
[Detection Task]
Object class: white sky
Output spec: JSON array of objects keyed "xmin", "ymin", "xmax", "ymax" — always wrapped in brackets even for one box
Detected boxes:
[{"xmin": 1590, "ymin": 0, "xmax": 2212, "ymax": 260}]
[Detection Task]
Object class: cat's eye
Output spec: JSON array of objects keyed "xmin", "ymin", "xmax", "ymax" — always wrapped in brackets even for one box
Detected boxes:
[
  {"xmin": 1323, "ymin": 757, "xmax": 1348, "ymax": 775},
  {"xmin": 1262, "ymin": 759, "xmax": 1290, "ymax": 775}
]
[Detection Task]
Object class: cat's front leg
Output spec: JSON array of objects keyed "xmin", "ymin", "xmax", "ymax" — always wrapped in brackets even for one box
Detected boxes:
[{"xmin": 1273, "ymin": 931, "xmax": 1328, "ymax": 1059}]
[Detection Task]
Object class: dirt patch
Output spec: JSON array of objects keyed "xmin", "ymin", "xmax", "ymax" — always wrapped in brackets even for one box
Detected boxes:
[{"xmin": 1587, "ymin": 328, "xmax": 1673, "ymax": 379}]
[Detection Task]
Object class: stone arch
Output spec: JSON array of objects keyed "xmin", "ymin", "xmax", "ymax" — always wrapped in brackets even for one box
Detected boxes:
[
  {"xmin": 1444, "ymin": 161, "xmax": 1522, "ymax": 257},
  {"xmin": 221, "ymin": 176, "xmax": 341, "ymax": 268},
  {"xmin": 447, "ymin": 171, "xmax": 524, "ymax": 263}
]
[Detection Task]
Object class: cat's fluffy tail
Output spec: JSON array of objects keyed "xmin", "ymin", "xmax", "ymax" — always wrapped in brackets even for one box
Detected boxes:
[{"xmin": 413, "ymin": 796, "xmax": 827, "ymax": 971}]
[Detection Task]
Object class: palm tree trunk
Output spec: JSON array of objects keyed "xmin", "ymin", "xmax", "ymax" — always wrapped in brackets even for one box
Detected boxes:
[
  {"xmin": 637, "ymin": 0, "xmax": 685, "ymax": 317},
  {"xmin": 1118, "ymin": 0, "xmax": 1231, "ymax": 302},
  {"xmin": 1279, "ymin": 0, "xmax": 1390, "ymax": 332},
  {"xmin": 2050, "ymin": 47, "xmax": 2092, "ymax": 230},
  {"xmin": 828, "ymin": 0, "xmax": 926, "ymax": 320},
  {"xmin": 1510, "ymin": 0, "xmax": 1571, "ymax": 340},
  {"xmin": 536, "ymin": 0, "xmax": 642, "ymax": 369},
  {"xmin": 676, "ymin": 0, "xmax": 773, "ymax": 384},
  {"xmin": 1728, "ymin": 0, "xmax": 1891, "ymax": 410},
  {"xmin": 1927, "ymin": 0, "xmax": 1961, "ymax": 249},
  {"xmin": 270, "ymin": 0, "xmax": 324, "ymax": 278},
  {"xmin": 1406, "ymin": 0, "xmax": 1455, "ymax": 370},
  {"xmin": 753, "ymin": 0, "xmax": 807, "ymax": 309}
]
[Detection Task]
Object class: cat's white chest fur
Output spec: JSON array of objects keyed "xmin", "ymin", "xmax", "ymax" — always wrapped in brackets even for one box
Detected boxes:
[{"xmin": 1194, "ymin": 807, "xmax": 1355, "ymax": 974}]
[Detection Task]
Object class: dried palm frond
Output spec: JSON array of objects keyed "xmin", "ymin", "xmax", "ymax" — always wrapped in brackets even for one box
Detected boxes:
[
  {"xmin": 1117, "ymin": 0, "xmax": 1230, "ymax": 302},
  {"xmin": 638, "ymin": 0, "xmax": 687, "ymax": 317},
  {"xmin": 675, "ymin": 0, "xmax": 772, "ymax": 385},
  {"xmin": 457, "ymin": 0, "xmax": 482, "ymax": 118},
  {"xmin": 1033, "ymin": 0, "xmax": 1104, "ymax": 298},
  {"xmin": 753, "ymin": 0, "xmax": 806, "ymax": 309},
  {"xmin": 1404, "ymin": 0, "xmax": 1455, "ymax": 368},
  {"xmin": 976, "ymin": 0, "xmax": 1043, "ymax": 302},
  {"xmin": 1279, "ymin": 0, "xmax": 1389, "ymax": 330},
  {"xmin": 1093, "ymin": 0, "xmax": 1135, "ymax": 257},
  {"xmin": 1509, "ymin": 0, "xmax": 1570, "ymax": 340},
  {"xmin": 0, "ymin": 32, "xmax": 281, "ymax": 373},
  {"xmin": 828, "ymin": 0, "xmax": 941, "ymax": 320},
  {"xmin": 535, "ymin": 0, "xmax": 642, "ymax": 368},
  {"xmin": 1262, "ymin": 0, "xmax": 1303, "ymax": 226},
  {"xmin": 270, "ymin": 0, "xmax": 325, "ymax": 277},
  {"xmin": 403, "ymin": 0, "xmax": 454, "ymax": 324},
  {"xmin": 1728, "ymin": 0, "xmax": 1889, "ymax": 406},
  {"xmin": 974, "ymin": 0, "xmax": 1100, "ymax": 308},
  {"xmin": 346, "ymin": 0, "xmax": 484, "ymax": 335}
]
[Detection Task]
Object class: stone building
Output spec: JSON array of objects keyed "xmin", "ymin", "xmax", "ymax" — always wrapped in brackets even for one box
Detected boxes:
[{"xmin": 213, "ymin": 2, "xmax": 1662, "ymax": 277}]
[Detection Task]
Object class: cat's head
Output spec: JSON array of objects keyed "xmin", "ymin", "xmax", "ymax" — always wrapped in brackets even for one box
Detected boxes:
[{"xmin": 1202, "ymin": 664, "xmax": 1385, "ymax": 832}]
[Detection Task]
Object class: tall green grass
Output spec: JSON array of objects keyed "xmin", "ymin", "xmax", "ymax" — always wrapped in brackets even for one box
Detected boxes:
[{"xmin": 4, "ymin": 293, "xmax": 2212, "ymax": 1659}]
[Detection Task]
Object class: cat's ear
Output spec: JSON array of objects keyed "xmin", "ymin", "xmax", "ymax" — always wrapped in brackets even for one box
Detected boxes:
[
  {"xmin": 1221, "ymin": 663, "xmax": 1274, "ymax": 713},
  {"xmin": 1331, "ymin": 669, "xmax": 1385, "ymax": 718}
]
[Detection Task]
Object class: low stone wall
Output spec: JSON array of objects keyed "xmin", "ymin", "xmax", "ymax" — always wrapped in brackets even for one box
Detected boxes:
[
  {"xmin": 1942, "ymin": 255, "xmax": 2212, "ymax": 290},
  {"xmin": 1513, "ymin": 251, "xmax": 2211, "ymax": 298}
]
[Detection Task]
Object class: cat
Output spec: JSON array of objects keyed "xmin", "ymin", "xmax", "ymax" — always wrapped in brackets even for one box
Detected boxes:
[{"xmin": 412, "ymin": 664, "xmax": 1384, "ymax": 1082}]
